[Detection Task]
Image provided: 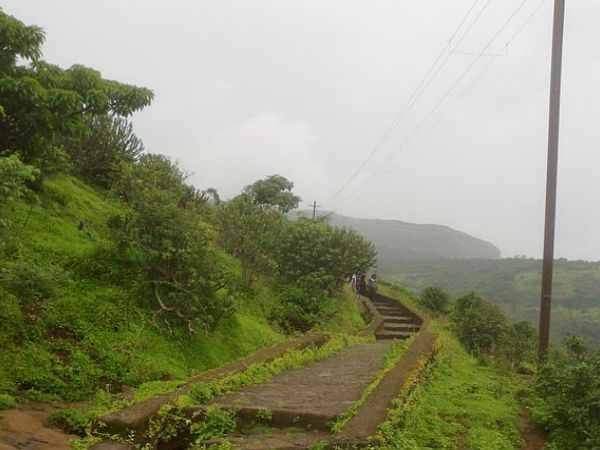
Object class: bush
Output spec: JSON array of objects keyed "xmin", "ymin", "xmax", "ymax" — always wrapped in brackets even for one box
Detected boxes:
[
  {"xmin": 530, "ymin": 338, "xmax": 600, "ymax": 450},
  {"xmin": 192, "ymin": 406, "xmax": 237, "ymax": 441},
  {"xmin": 272, "ymin": 284, "xmax": 327, "ymax": 332},
  {"xmin": 418, "ymin": 286, "xmax": 449, "ymax": 316},
  {"xmin": 451, "ymin": 291, "xmax": 509, "ymax": 356},
  {"xmin": 0, "ymin": 257, "xmax": 65, "ymax": 316},
  {"xmin": 0, "ymin": 393, "xmax": 16, "ymax": 409}
]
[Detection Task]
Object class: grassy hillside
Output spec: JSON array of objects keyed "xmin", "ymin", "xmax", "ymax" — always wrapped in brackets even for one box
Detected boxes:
[
  {"xmin": 376, "ymin": 283, "xmax": 527, "ymax": 450},
  {"xmin": 0, "ymin": 175, "xmax": 365, "ymax": 403},
  {"xmin": 314, "ymin": 212, "xmax": 501, "ymax": 260},
  {"xmin": 382, "ymin": 258, "xmax": 600, "ymax": 347}
]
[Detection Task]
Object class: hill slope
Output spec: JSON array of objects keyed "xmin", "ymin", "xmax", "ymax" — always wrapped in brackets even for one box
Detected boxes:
[
  {"xmin": 0, "ymin": 175, "xmax": 366, "ymax": 403},
  {"xmin": 318, "ymin": 213, "xmax": 501, "ymax": 262},
  {"xmin": 384, "ymin": 258, "xmax": 600, "ymax": 347}
]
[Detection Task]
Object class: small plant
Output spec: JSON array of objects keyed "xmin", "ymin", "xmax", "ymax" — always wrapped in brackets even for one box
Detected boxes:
[
  {"xmin": 146, "ymin": 403, "xmax": 191, "ymax": 443},
  {"xmin": 309, "ymin": 441, "xmax": 329, "ymax": 450},
  {"xmin": 254, "ymin": 408, "xmax": 273, "ymax": 422},
  {"xmin": 50, "ymin": 408, "xmax": 92, "ymax": 434},
  {"xmin": 0, "ymin": 393, "xmax": 16, "ymax": 410},
  {"xmin": 192, "ymin": 406, "xmax": 237, "ymax": 441},
  {"xmin": 189, "ymin": 382, "xmax": 215, "ymax": 404},
  {"xmin": 191, "ymin": 438, "xmax": 239, "ymax": 450}
]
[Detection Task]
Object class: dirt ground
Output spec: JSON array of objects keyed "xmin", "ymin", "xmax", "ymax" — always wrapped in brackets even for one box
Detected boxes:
[
  {"xmin": 0, "ymin": 402, "xmax": 79, "ymax": 450},
  {"xmin": 520, "ymin": 406, "xmax": 547, "ymax": 450}
]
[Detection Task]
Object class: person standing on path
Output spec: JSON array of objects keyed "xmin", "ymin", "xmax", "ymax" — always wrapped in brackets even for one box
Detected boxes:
[{"xmin": 368, "ymin": 273, "xmax": 377, "ymax": 299}]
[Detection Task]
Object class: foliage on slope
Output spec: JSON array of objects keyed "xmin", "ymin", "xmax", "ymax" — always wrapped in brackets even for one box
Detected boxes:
[
  {"xmin": 383, "ymin": 258, "xmax": 600, "ymax": 347},
  {"xmin": 0, "ymin": 174, "xmax": 283, "ymax": 401},
  {"xmin": 378, "ymin": 325, "xmax": 524, "ymax": 450},
  {"xmin": 0, "ymin": 8, "xmax": 375, "ymax": 409}
]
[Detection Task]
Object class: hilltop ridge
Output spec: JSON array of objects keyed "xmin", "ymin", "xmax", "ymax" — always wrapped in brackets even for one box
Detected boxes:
[{"xmin": 297, "ymin": 212, "xmax": 501, "ymax": 263}]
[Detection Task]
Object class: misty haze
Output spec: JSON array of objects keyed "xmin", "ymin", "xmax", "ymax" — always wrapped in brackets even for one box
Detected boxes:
[{"xmin": 0, "ymin": 2, "xmax": 598, "ymax": 450}]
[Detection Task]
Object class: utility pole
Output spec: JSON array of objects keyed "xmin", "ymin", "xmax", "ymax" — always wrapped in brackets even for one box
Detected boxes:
[
  {"xmin": 311, "ymin": 200, "xmax": 321, "ymax": 219},
  {"xmin": 539, "ymin": 0, "xmax": 566, "ymax": 361}
]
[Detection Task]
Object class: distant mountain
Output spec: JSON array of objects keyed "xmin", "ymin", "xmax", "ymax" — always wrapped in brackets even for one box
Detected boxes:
[{"xmin": 296, "ymin": 212, "xmax": 501, "ymax": 265}]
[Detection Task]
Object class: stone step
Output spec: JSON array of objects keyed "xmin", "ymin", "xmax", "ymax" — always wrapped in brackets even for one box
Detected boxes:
[
  {"xmin": 372, "ymin": 301, "xmax": 397, "ymax": 308},
  {"xmin": 375, "ymin": 331, "xmax": 414, "ymax": 340},
  {"xmin": 376, "ymin": 309, "xmax": 409, "ymax": 317},
  {"xmin": 383, "ymin": 323, "xmax": 420, "ymax": 332},
  {"xmin": 374, "ymin": 304, "xmax": 402, "ymax": 310},
  {"xmin": 381, "ymin": 316, "xmax": 415, "ymax": 323}
]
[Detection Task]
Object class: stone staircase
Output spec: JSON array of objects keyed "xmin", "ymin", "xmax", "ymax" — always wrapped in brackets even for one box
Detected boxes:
[{"xmin": 370, "ymin": 295, "xmax": 422, "ymax": 340}]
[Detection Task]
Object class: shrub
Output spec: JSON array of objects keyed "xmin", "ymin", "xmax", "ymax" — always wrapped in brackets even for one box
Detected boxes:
[
  {"xmin": 451, "ymin": 291, "xmax": 509, "ymax": 356},
  {"xmin": 418, "ymin": 286, "xmax": 449, "ymax": 316},
  {"xmin": 530, "ymin": 338, "xmax": 600, "ymax": 450},
  {"xmin": 271, "ymin": 284, "xmax": 327, "ymax": 332},
  {"xmin": 192, "ymin": 406, "xmax": 237, "ymax": 441},
  {"xmin": 0, "ymin": 393, "xmax": 16, "ymax": 409}
]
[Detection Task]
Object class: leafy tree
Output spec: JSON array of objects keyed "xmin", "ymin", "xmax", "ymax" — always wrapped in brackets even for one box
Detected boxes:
[
  {"xmin": 0, "ymin": 154, "xmax": 39, "ymax": 247},
  {"xmin": 275, "ymin": 218, "xmax": 376, "ymax": 292},
  {"xmin": 272, "ymin": 284, "xmax": 328, "ymax": 333},
  {"xmin": 531, "ymin": 338, "xmax": 600, "ymax": 450},
  {"xmin": 418, "ymin": 286, "xmax": 449, "ymax": 316},
  {"xmin": 499, "ymin": 320, "xmax": 537, "ymax": 368},
  {"xmin": 243, "ymin": 174, "xmax": 301, "ymax": 213},
  {"xmin": 0, "ymin": 8, "xmax": 153, "ymax": 174},
  {"xmin": 59, "ymin": 114, "xmax": 144, "ymax": 187},
  {"xmin": 110, "ymin": 154, "xmax": 230, "ymax": 333},
  {"xmin": 451, "ymin": 291, "xmax": 509, "ymax": 355},
  {"xmin": 215, "ymin": 194, "xmax": 284, "ymax": 287}
]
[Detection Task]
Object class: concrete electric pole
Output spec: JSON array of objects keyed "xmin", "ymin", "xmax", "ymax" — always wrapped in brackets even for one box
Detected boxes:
[
  {"xmin": 311, "ymin": 201, "xmax": 321, "ymax": 220},
  {"xmin": 539, "ymin": 0, "xmax": 566, "ymax": 360}
]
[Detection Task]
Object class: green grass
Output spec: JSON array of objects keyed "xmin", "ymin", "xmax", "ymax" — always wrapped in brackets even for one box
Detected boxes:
[
  {"xmin": 314, "ymin": 285, "xmax": 367, "ymax": 335},
  {"xmin": 378, "ymin": 323, "xmax": 525, "ymax": 450},
  {"xmin": 0, "ymin": 174, "xmax": 285, "ymax": 404},
  {"xmin": 1, "ymin": 173, "xmax": 367, "ymax": 414}
]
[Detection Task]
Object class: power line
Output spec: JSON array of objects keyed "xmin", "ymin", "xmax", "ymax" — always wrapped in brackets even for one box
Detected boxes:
[
  {"xmin": 329, "ymin": 0, "xmax": 534, "ymax": 208},
  {"xmin": 323, "ymin": 0, "xmax": 487, "ymax": 205}
]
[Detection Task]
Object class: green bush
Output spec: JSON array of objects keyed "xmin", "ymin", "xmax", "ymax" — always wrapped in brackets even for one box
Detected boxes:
[
  {"xmin": 271, "ymin": 284, "xmax": 327, "ymax": 332},
  {"xmin": 530, "ymin": 338, "xmax": 600, "ymax": 450},
  {"xmin": 451, "ymin": 291, "xmax": 509, "ymax": 356},
  {"xmin": 418, "ymin": 286, "xmax": 449, "ymax": 316},
  {"xmin": 0, "ymin": 393, "xmax": 16, "ymax": 409},
  {"xmin": 192, "ymin": 406, "xmax": 237, "ymax": 441}
]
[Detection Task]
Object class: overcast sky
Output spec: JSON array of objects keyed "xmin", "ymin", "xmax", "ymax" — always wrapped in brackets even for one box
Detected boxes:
[{"xmin": 5, "ymin": 0, "xmax": 599, "ymax": 260}]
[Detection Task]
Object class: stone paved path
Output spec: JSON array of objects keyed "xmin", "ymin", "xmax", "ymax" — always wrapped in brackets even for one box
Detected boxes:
[{"xmin": 213, "ymin": 341, "xmax": 392, "ymax": 427}]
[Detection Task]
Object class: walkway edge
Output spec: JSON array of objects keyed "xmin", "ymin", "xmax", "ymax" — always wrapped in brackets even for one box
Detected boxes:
[
  {"xmin": 338, "ymin": 294, "xmax": 438, "ymax": 441},
  {"xmin": 98, "ymin": 334, "xmax": 329, "ymax": 435}
]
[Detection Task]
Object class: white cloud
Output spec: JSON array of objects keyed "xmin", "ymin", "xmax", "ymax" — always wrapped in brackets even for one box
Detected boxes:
[{"xmin": 198, "ymin": 111, "xmax": 328, "ymax": 202}]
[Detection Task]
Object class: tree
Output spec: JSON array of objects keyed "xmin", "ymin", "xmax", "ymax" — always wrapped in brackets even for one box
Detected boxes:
[
  {"xmin": 275, "ymin": 218, "xmax": 377, "ymax": 292},
  {"xmin": 418, "ymin": 286, "xmax": 449, "ymax": 316},
  {"xmin": 531, "ymin": 338, "xmax": 600, "ymax": 450},
  {"xmin": 110, "ymin": 154, "xmax": 230, "ymax": 334},
  {"xmin": 59, "ymin": 114, "xmax": 144, "ymax": 188},
  {"xmin": 451, "ymin": 291, "xmax": 509, "ymax": 355},
  {"xmin": 0, "ymin": 154, "xmax": 39, "ymax": 248},
  {"xmin": 0, "ymin": 8, "xmax": 153, "ymax": 174},
  {"xmin": 243, "ymin": 174, "xmax": 301, "ymax": 213},
  {"xmin": 215, "ymin": 194, "xmax": 284, "ymax": 287}
]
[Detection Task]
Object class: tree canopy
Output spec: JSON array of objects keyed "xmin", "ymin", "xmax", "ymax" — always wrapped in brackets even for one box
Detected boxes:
[
  {"xmin": 243, "ymin": 174, "xmax": 301, "ymax": 213},
  {"xmin": 0, "ymin": 8, "xmax": 153, "ymax": 173}
]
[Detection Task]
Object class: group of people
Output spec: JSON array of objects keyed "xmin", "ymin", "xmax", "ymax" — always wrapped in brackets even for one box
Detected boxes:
[{"xmin": 350, "ymin": 270, "xmax": 377, "ymax": 298}]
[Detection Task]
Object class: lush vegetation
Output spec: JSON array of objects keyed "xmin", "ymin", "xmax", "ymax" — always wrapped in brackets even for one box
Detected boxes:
[
  {"xmin": 382, "ymin": 281, "xmax": 599, "ymax": 450},
  {"xmin": 0, "ymin": 8, "xmax": 375, "ymax": 412},
  {"xmin": 2, "ymin": 9, "xmax": 597, "ymax": 450},
  {"xmin": 529, "ymin": 337, "xmax": 600, "ymax": 450},
  {"xmin": 383, "ymin": 258, "xmax": 600, "ymax": 347},
  {"xmin": 378, "ymin": 324, "xmax": 525, "ymax": 450}
]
